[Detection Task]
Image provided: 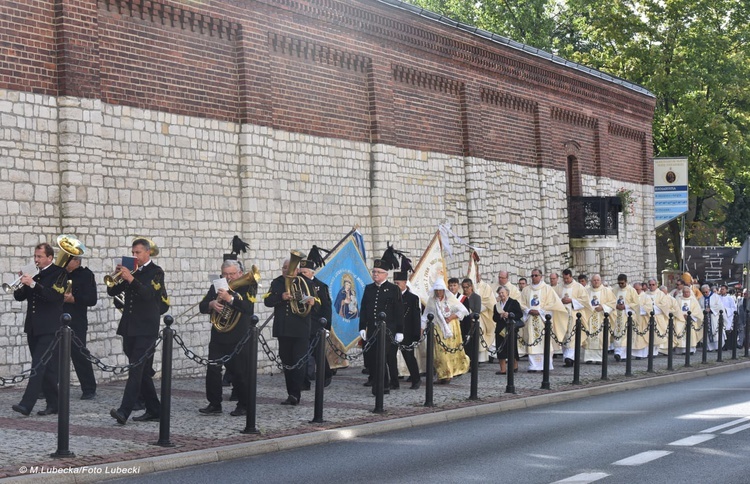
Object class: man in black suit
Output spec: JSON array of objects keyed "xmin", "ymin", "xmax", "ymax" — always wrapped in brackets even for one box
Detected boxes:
[
  {"xmin": 12, "ymin": 242, "xmax": 68, "ymax": 416},
  {"xmin": 460, "ymin": 278, "xmax": 483, "ymax": 361},
  {"xmin": 264, "ymin": 258, "xmax": 315, "ymax": 406},
  {"xmin": 63, "ymin": 255, "xmax": 98, "ymax": 400},
  {"xmin": 359, "ymin": 259, "xmax": 404, "ymax": 392},
  {"xmin": 109, "ymin": 238, "xmax": 167, "ymax": 425},
  {"xmin": 198, "ymin": 259, "xmax": 255, "ymax": 416},
  {"xmin": 393, "ymin": 271, "xmax": 421, "ymax": 389},
  {"xmin": 493, "ymin": 286, "xmax": 523, "ymax": 374},
  {"xmin": 299, "ymin": 258, "xmax": 333, "ymax": 390}
]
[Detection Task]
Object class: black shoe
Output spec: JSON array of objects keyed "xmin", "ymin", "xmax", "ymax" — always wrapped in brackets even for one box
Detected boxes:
[
  {"xmin": 12, "ymin": 404, "xmax": 30, "ymax": 416},
  {"xmin": 361, "ymin": 368, "xmax": 369, "ymax": 375},
  {"xmin": 281, "ymin": 395, "xmax": 299, "ymax": 406},
  {"xmin": 410, "ymin": 380, "xmax": 421, "ymax": 390},
  {"xmin": 37, "ymin": 407, "xmax": 58, "ymax": 416},
  {"xmin": 406, "ymin": 376, "xmax": 414, "ymax": 383},
  {"xmin": 363, "ymin": 380, "xmax": 372, "ymax": 387},
  {"xmin": 80, "ymin": 392, "xmax": 96, "ymax": 400},
  {"xmin": 614, "ymin": 354, "xmax": 621, "ymax": 362},
  {"xmin": 132, "ymin": 412, "xmax": 159, "ymax": 422},
  {"xmin": 199, "ymin": 404, "xmax": 222, "ymax": 415},
  {"xmin": 230, "ymin": 406, "xmax": 246, "ymax": 416},
  {"xmin": 488, "ymin": 356, "xmax": 495, "ymax": 363},
  {"xmin": 564, "ymin": 358, "xmax": 574, "ymax": 367},
  {"xmin": 110, "ymin": 408, "xmax": 127, "ymax": 425}
]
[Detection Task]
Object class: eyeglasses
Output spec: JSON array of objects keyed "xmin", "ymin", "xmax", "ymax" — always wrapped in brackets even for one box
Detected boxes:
[
  {"xmin": 461, "ymin": 285, "xmax": 471, "ymax": 290},
  {"xmin": 371, "ymin": 270, "xmax": 387, "ymax": 275}
]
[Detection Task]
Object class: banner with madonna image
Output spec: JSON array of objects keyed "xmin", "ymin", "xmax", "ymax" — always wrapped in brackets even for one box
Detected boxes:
[{"xmin": 316, "ymin": 235, "xmax": 372, "ymax": 351}]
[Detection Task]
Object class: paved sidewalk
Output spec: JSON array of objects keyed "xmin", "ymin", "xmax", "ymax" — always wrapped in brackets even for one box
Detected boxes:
[{"xmin": 1, "ymin": 350, "xmax": 748, "ymax": 482}]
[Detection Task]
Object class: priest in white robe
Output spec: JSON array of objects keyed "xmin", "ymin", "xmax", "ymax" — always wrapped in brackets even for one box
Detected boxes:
[
  {"xmin": 612, "ymin": 274, "xmax": 641, "ymax": 361},
  {"xmin": 560, "ymin": 269, "xmax": 593, "ymax": 366},
  {"xmin": 585, "ymin": 274, "xmax": 617, "ymax": 363},
  {"xmin": 520, "ymin": 269, "xmax": 567, "ymax": 371},
  {"xmin": 700, "ymin": 284, "xmax": 727, "ymax": 351},
  {"xmin": 676, "ymin": 285, "xmax": 702, "ymax": 354}
]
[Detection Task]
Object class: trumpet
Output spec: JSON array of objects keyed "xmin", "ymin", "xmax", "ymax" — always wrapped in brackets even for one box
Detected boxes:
[
  {"xmin": 2, "ymin": 275, "xmax": 24, "ymax": 294},
  {"xmin": 104, "ymin": 267, "xmax": 136, "ymax": 288}
]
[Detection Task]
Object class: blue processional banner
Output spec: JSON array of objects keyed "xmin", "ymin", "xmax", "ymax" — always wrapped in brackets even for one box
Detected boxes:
[{"xmin": 316, "ymin": 236, "xmax": 371, "ymax": 350}]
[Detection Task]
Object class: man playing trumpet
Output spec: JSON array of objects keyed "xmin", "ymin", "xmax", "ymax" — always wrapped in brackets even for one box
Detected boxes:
[
  {"xmin": 11, "ymin": 243, "xmax": 68, "ymax": 417},
  {"xmin": 198, "ymin": 259, "xmax": 256, "ymax": 416},
  {"xmin": 108, "ymin": 238, "xmax": 167, "ymax": 425}
]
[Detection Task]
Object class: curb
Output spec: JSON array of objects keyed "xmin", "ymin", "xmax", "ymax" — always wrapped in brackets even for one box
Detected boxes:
[{"xmin": 9, "ymin": 358, "xmax": 750, "ymax": 483}]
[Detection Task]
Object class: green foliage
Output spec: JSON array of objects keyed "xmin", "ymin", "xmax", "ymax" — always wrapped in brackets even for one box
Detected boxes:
[{"xmin": 405, "ymin": 0, "xmax": 750, "ymax": 267}]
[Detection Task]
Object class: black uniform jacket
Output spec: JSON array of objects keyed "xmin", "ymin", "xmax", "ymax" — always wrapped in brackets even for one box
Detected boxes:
[
  {"xmin": 15, "ymin": 264, "xmax": 67, "ymax": 335},
  {"xmin": 359, "ymin": 280, "xmax": 404, "ymax": 334},
  {"xmin": 401, "ymin": 288, "xmax": 422, "ymax": 343},
  {"xmin": 308, "ymin": 276, "xmax": 332, "ymax": 335},
  {"xmin": 265, "ymin": 275, "xmax": 312, "ymax": 339},
  {"xmin": 63, "ymin": 266, "xmax": 98, "ymax": 329},
  {"xmin": 108, "ymin": 262, "xmax": 166, "ymax": 338}
]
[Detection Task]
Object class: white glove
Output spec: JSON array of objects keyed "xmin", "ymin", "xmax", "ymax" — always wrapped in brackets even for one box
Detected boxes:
[
  {"xmin": 395, "ymin": 333, "xmax": 404, "ymax": 343},
  {"xmin": 444, "ymin": 329, "xmax": 453, "ymax": 339},
  {"xmin": 359, "ymin": 329, "xmax": 367, "ymax": 341}
]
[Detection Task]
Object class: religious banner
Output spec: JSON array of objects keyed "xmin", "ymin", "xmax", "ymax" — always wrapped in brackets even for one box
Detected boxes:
[
  {"xmin": 316, "ymin": 233, "xmax": 371, "ymax": 351},
  {"xmin": 683, "ymin": 246, "xmax": 743, "ymax": 285},
  {"xmin": 409, "ymin": 230, "xmax": 448, "ymax": 305}
]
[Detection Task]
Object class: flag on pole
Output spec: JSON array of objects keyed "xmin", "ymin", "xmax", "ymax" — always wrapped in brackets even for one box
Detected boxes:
[{"xmin": 409, "ymin": 230, "xmax": 448, "ymax": 306}]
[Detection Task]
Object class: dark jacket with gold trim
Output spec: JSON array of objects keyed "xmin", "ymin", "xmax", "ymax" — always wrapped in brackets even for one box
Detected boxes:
[
  {"xmin": 199, "ymin": 282, "xmax": 255, "ymax": 345},
  {"xmin": 14, "ymin": 264, "xmax": 67, "ymax": 335},
  {"xmin": 107, "ymin": 262, "xmax": 166, "ymax": 338}
]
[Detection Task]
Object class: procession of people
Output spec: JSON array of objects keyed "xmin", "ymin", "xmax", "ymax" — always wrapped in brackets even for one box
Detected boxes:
[{"xmin": 5, "ymin": 235, "xmax": 747, "ymax": 427}]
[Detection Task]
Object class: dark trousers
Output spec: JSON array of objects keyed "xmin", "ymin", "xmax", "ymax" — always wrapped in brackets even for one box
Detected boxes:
[
  {"xmin": 400, "ymin": 345, "xmax": 420, "ymax": 382},
  {"xmin": 278, "ymin": 336, "xmax": 308, "ymax": 401},
  {"xmin": 119, "ymin": 335, "xmax": 160, "ymax": 419},
  {"xmin": 206, "ymin": 339, "xmax": 248, "ymax": 408},
  {"xmin": 70, "ymin": 323, "xmax": 97, "ymax": 395},
  {"xmin": 364, "ymin": 336, "xmax": 398, "ymax": 387},
  {"xmin": 20, "ymin": 332, "xmax": 59, "ymax": 411},
  {"xmin": 305, "ymin": 333, "xmax": 333, "ymax": 385}
]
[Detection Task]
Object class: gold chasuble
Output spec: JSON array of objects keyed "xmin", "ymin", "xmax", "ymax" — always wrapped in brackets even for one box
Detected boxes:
[{"xmin": 520, "ymin": 282, "xmax": 567, "ymax": 355}]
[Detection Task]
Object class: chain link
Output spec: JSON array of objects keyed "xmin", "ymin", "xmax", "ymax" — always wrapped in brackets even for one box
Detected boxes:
[
  {"xmin": 258, "ymin": 331, "xmax": 321, "ymax": 371},
  {"xmin": 173, "ymin": 326, "xmax": 253, "ymax": 367},
  {"xmin": 0, "ymin": 329, "xmax": 62, "ymax": 387},
  {"xmin": 433, "ymin": 327, "xmax": 467, "ymax": 353},
  {"xmin": 71, "ymin": 331, "xmax": 163, "ymax": 375},
  {"xmin": 384, "ymin": 327, "xmax": 426, "ymax": 352},
  {"xmin": 326, "ymin": 326, "xmax": 381, "ymax": 361}
]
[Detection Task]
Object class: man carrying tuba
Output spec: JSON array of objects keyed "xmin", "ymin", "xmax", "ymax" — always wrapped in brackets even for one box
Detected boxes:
[
  {"xmin": 264, "ymin": 254, "xmax": 317, "ymax": 406},
  {"xmin": 198, "ymin": 258, "xmax": 256, "ymax": 416}
]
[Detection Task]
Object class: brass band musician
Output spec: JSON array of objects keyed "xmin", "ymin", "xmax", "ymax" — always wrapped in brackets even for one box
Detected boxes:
[{"xmin": 198, "ymin": 259, "xmax": 255, "ymax": 416}]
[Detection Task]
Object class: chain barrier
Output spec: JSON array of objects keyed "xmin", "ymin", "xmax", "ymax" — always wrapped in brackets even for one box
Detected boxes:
[
  {"xmin": 384, "ymin": 327, "xmax": 426, "ymax": 352},
  {"xmin": 258, "ymin": 330, "xmax": 321, "ymax": 371},
  {"xmin": 549, "ymin": 328, "xmax": 575, "ymax": 346},
  {"xmin": 0, "ymin": 329, "xmax": 63, "ymax": 387},
  {"xmin": 632, "ymin": 317, "xmax": 651, "ymax": 336},
  {"xmin": 172, "ymin": 325, "xmax": 253, "ymax": 367},
  {"xmin": 580, "ymin": 323, "xmax": 604, "ymax": 338},
  {"xmin": 72, "ymin": 331, "xmax": 163, "ymax": 375},
  {"xmin": 689, "ymin": 316, "xmax": 704, "ymax": 332},
  {"xmin": 653, "ymin": 319, "xmax": 669, "ymax": 339},
  {"xmin": 326, "ymin": 326, "xmax": 381, "ymax": 361},
  {"xmin": 433, "ymin": 327, "xmax": 468, "ymax": 354}
]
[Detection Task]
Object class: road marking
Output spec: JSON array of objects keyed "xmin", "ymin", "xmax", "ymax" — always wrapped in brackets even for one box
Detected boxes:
[
  {"xmin": 668, "ymin": 435, "xmax": 715, "ymax": 446},
  {"xmin": 722, "ymin": 422, "xmax": 750, "ymax": 435},
  {"xmin": 700, "ymin": 417, "xmax": 750, "ymax": 433},
  {"xmin": 552, "ymin": 472, "xmax": 609, "ymax": 483},
  {"xmin": 612, "ymin": 450, "xmax": 671, "ymax": 466}
]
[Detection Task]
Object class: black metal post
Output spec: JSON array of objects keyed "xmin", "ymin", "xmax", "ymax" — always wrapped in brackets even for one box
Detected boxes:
[
  {"xmin": 702, "ymin": 310, "xmax": 709, "ymax": 364},
  {"xmin": 684, "ymin": 311, "xmax": 692, "ymax": 368},
  {"xmin": 52, "ymin": 313, "xmax": 74, "ymax": 458},
  {"xmin": 242, "ymin": 315, "xmax": 260, "ymax": 434},
  {"xmin": 541, "ymin": 315, "xmax": 551, "ymax": 390},
  {"xmin": 156, "ymin": 315, "xmax": 175, "ymax": 447},
  {"xmin": 647, "ymin": 312, "xmax": 655, "ymax": 373},
  {"xmin": 469, "ymin": 313, "xmax": 479, "ymax": 401},
  {"xmin": 424, "ymin": 314, "xmax": 435, "ymax": 407},
  {"xmin": 666, "ymin": 313, "xmax": 674, "ymax": 371},
  {"xmin": 505, "ymin": 312, "xmax": 517, "ymax": 394},
  {"xmin": 572, "ymin": 313, "xmax": 582, "ymax": 385},
  {"xmin": 601, "ymin": 313, "xmax": 609, "ymax": 380},
  {"xmin": 625, "ymin": 312, "xmax": 633, "ymax": 377},
  {"xmin": 373, "ymin": 313, "xmax": 386, "ymax": 414},
  {"xmin": 717, "ymin": 310, "xmax": 724, "ymax": 363},
  {"xmin": 732, "ymin": 311, "xmax": 740, "ymax": 360},
  {"xmin": 311, "ymin": 318, "xmax": 327, "ymax": 423},
  {"xmin": 745, "ymin": 308, "xmax": 749, "ymax": 358}
]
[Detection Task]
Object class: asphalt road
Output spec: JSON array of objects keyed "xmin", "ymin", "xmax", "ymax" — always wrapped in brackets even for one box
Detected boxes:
[{"xmin": 113, "ymin": 369, "xmax": 750, "ymax": 484}]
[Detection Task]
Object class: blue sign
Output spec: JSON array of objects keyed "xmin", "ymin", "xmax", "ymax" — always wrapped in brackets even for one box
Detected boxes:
[
  {"xmin": 654, "ymin": 157, "xmax": 689, "ymax": 227},
  {"xmin": 316, "ymin": 238, "xmax": 371, "ymax": 350}
]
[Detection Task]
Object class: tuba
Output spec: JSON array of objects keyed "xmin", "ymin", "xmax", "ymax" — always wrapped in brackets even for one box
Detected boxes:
[
  {"xmin": 211, "ymin": 265, "xmax": 261, "ymax": 332},
  {"xmin": 285, "ymin": 250, "xmax": 315, "ymax": 317},
  {"xmin": 55, "ymin": 234, "xmax": 87, "ymax": 268}
]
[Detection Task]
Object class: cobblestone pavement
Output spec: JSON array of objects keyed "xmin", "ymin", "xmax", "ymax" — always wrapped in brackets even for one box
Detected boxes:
[{"xmin": 1, "ymin": 349, "xmax": 748, "ymax": 481}]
